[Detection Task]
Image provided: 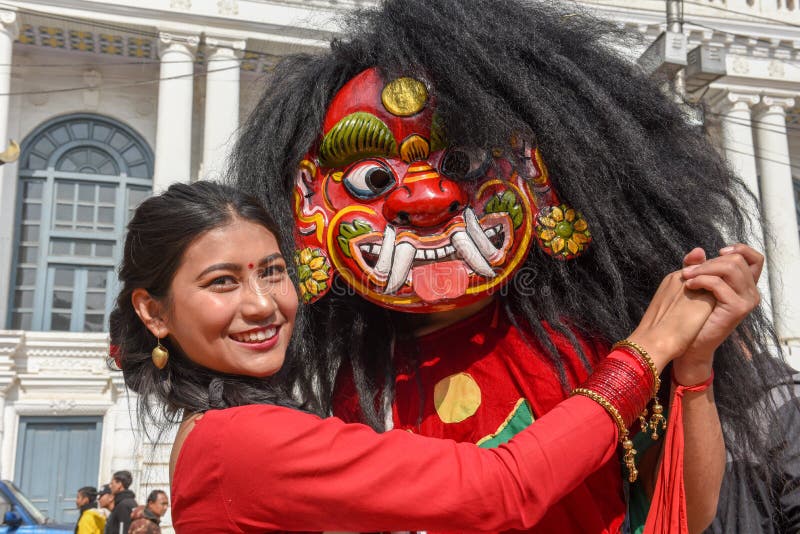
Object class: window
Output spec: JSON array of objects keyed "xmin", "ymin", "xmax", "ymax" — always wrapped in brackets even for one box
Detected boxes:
[{"xmin": 8, "ymin": 114, "xmax": 153, "ymax": 331}]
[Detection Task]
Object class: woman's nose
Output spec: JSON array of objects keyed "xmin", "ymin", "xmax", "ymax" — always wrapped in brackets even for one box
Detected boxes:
[{"xmin": 241, "ymin": 278, "xmax": 278, "ymax": 319}]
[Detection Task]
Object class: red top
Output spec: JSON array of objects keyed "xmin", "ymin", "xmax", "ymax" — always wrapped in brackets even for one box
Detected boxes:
[
  {"xmin": 171, "ymin": 392, "xmax": 621, "ymax": 532},
  {"xmin": 335, "ymin": 304, "xmax": 627, "ymax": 533}
]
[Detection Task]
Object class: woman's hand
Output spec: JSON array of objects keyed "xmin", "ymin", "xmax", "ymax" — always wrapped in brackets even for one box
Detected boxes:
[
  {"xmin": 674, "ymin": 244, "xmax": 763, "ymax": 385},
  {"xmin": 627, "ymin": 270, "xmax": 716, "ymax": 373}
]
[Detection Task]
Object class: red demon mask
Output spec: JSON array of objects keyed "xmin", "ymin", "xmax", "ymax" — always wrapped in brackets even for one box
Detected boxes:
[{"xmin": 293, "ymin": 68, "xmax": 586, "ymax": 312}]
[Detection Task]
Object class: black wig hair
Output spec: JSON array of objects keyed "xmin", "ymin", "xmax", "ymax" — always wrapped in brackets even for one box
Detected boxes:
[{"xmin": 230, "ymin": 0, "xmax": 789, "ymax": 466}]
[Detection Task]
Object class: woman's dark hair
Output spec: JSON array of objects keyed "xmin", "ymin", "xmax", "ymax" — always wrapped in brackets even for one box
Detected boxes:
[
  {"xmin": 230, "ymin": 0, "xmax": 789, "ymax": 471},
  {"xmin": 78, "ymin": 486, "xmax": 97, "ymax": 503},
  {"xmin": 110, "ymin": 181, "xmax": 299, "ymax": 430}
]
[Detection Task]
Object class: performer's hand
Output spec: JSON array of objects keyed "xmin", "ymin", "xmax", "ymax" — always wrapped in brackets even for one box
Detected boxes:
[
  {"xmin": 674, "ymin": 244, "xmax": 763, "ymax": 384},
  {"xmin": 627, "ymin": 271, "xmax": 715, "ymax": 373},
  {"xmin": 682, "ymin": 244, "xmax": 764, "ymax": 281}
]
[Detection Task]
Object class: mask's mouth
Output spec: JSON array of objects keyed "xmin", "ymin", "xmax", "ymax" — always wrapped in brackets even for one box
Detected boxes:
[{"xmin": 349, "ymin": 207, "xmax": 514, "ymax": 302}]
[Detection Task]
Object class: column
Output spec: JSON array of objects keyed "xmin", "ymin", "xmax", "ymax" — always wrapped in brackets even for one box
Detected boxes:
[
  {"xmin": 201, "ymin": 37, "xmax": 244, "ymax": 181},
  {"xmin": 753, "ymin": 95, "xmax": 800, "ymax": 344},
  {"xmin": 0, "ymin": 10, "xmax": 17, "ymax": 329},
  {"xmin": 713, "ymin": 90, "xmax": 772, "ymax": 313},
  {"xmin": 153, "ymin": 32, "xmax": 198, "ymax": 192}
]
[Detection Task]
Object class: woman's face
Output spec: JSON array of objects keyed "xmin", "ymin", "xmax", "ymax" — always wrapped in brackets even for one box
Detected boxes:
[{"xmin": 162, "ymin": 218, "xmax": 297, "ymax": 378}]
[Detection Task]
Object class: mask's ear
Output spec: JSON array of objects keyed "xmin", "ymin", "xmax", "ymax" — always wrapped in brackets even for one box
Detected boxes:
[{"xmin": 131, "ymin": 288, "xmax": 169, "ymax": 338}]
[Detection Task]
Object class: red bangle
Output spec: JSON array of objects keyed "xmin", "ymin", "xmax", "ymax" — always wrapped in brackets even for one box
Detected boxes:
[
  {"xmin": 671, "ymin": 369, "xmax": 714, "ymax": 391},
  {"xmin": 578, "ymin": 354, "xmax": 652, "ymax": 428}
]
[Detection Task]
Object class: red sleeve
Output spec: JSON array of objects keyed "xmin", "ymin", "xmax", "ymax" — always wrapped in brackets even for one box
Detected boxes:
[{"xmin": 172, "ymin": 393, "xmax": 619, "ymax": 533}]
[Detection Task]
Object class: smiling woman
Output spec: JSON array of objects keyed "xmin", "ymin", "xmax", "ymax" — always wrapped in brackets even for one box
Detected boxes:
[
  {"xmin": 109, "ymin": 181, "xmax": 755, "ymax": 533},
  {"xmin": 131, "ymin": 219, "xmax": 295, "ymax": 378}
]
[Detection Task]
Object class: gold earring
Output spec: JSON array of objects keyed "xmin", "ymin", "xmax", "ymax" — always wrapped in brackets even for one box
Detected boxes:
[{"xmin": 151, "ymin": 338, "xmax": 169, "ymax": 369}]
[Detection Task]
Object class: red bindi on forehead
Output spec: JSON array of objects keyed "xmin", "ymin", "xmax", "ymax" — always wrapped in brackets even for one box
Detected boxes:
[{"xmin": 248, "ymin": 263, "xmax": 254, "ymax": 269}]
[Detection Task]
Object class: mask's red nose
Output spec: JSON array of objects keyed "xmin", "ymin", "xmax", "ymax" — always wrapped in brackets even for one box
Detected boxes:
[{"xmin": 383, "ymin": 163, "xmax": 467, "ymax": 228}]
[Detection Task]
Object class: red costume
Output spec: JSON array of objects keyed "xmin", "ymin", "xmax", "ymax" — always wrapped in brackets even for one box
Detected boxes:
[{"xmin": 335, "ymin": 303, "xmax": 627, "ymax": 533}]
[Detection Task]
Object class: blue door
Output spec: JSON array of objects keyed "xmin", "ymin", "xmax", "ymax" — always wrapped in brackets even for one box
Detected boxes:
[{"xmin": 14, "ymin": 417, "xmax": 103, "ymax": 524}]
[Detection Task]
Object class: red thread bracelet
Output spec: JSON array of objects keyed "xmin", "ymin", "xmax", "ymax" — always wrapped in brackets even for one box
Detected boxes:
[{"xmin": 671, "ymin": 369, "xmax": 714, "ymax": 391}]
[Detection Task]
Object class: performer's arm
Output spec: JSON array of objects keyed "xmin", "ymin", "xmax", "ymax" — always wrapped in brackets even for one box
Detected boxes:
[
  {"xmin": 668, "ymin": 244, "xmax": 764, "ymax": 533},
  {"xmin": 673, "ymin": 378, "xmax": 725, "ymax": 533},
  {"xmin": 173, "ymin": 392, "xmax": 622, "ymax": 532}
]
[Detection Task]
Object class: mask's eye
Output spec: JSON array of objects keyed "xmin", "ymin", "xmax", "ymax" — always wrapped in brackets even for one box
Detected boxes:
[
  {"xmin": 343, "ymin": 160, "xmax": 397, "ymax": 200},
  {"xmin": 440, "ymin": 146, "xmax": 491, "ymax": 181}
]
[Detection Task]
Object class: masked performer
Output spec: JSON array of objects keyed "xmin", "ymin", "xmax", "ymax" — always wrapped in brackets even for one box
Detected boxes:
[{"xmin": 232, "ymin": 0, "xmax": 784, "ymax": 532}]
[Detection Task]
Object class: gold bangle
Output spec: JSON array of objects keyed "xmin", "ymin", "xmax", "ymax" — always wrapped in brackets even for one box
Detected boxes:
[
  {"xmin": 572, "ymin": 387, "xmax": 639, "ymax": 482},
  {"xmin": 572, "ymin": 387, "xmax": 627, "ymax": 436},
  {"xmin": 612, "ymin": 339, "xmax": 660, "ymax": 395},
  {"xmin": 613, "ymin": 339, "xmax": 667, "ymax": 441}
]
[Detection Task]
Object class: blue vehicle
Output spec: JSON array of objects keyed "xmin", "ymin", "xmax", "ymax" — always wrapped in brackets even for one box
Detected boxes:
[{"xmin": 0, "ymin": 481, "xmax": 72, "ymax": 533}]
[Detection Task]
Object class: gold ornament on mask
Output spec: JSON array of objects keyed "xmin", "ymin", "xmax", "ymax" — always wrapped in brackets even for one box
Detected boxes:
[
  {"xmin": 535, "ymin": 204, "xmax": 592, "ymax": 260},
  {"xmin": 381, "ymin": 77, "xmax": 428, "ymax": 117},
  {"xmin": 151, "ymin": 339, "xmax": 169, "ymax": 369},
  {"xmin": 400, "ymin": 135, "xmax": 430, "ymax": 163}
]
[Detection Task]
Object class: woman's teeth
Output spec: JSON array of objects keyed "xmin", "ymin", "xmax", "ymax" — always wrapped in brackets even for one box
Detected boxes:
[{"xmin": 231, "ymin": 327, "xmax": 277, "ymax": 343}]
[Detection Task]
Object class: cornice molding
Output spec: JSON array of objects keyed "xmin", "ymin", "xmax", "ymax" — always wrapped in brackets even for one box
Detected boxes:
[
  {"xmin": 12, "ymin": 399, "xmax": 114, "ymax": 416},
  {"xmin": 8, "ymin": 0, "xmax": 334, "ymax": 49}
]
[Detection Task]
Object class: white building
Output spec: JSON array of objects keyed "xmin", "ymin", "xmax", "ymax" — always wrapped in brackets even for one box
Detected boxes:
[{"xmin": 0, "ymin": 0, "xmax": 796, "ymax": 529}]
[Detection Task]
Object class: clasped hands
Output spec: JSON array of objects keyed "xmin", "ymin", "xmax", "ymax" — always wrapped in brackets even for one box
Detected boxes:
[{"xmin": 628, "ymin": 243, "xmax": 763, "ymax": 384}]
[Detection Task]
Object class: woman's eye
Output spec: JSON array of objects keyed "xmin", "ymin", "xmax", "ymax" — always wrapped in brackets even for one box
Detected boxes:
[
  {"xmin": 440, "ymin": 147, "xmax": 490, "ymax": 181},
  {"xmin": 343, "ymin": 160, "xmax": 396, "ymax": 200},
  {"xmin": 208, "ymin": 276, "xmax": 238, "ymax": 288}
]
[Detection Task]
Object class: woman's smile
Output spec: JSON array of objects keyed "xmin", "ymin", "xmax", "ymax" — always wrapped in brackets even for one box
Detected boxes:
[{"xmin": 229, "ymin": 325, "xmax": 281, "ymax": 349}]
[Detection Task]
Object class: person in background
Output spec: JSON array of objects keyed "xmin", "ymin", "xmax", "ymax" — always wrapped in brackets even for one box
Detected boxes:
[
  {"xmin": 129, "ymin": 490, "xmax": 168, "ymax": 534},
  {"xmin": 74, "ymin": 486, "xmax": 105, "ymax": 534},
  {"xmin": 706, "ymin": 361, "xmax": 800, "ymax": 533},
  {"xmin": 106, "ymin": 471, "xmax": 137, "ymax": 534},
  {"xmin": 97, "ymin": 485, "xmax": 113, "ymax": 518}
]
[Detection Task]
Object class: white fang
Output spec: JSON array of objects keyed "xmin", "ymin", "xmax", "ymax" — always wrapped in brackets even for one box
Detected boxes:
[
  {"xmin": 464, "ymin": 207, "xmax": 499, "ymax": 260},
  {"xmin": 451, "ymin": 231, "xmax": 495, "ymax": 277},
  {"xmin": 385, "ymin": 242, "xmax": 416, "ymax": 294},
  {"xmin": 374, "ymin": 225, "xmax": 396, "ymax": 275}
]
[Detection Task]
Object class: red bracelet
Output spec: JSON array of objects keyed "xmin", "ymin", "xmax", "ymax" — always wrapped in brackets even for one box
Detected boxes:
[
  {"xmin": 578, "ymin": 354, "xmax": 652, "ymax": 428},
  {"xmin": 671, "ymin": 369, "xmax": 714, "ymax": 391}
]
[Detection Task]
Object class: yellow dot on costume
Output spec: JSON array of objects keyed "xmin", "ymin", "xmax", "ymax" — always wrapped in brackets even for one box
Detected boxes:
[
  {"xmin": 434, "ymin": 372, "xmax": 482, "ymax": 423},
  {"xmin": 381, "ymin": 77, "xmax": 428, "ymax": 117}
]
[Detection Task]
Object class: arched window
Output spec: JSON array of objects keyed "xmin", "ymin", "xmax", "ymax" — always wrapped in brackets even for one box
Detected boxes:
[{"xmin": 8, "ymin": 114, "xmax": 153, "ymax": 332}]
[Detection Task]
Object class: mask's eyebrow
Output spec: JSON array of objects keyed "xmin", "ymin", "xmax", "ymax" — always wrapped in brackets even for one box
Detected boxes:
[{"xmin": 318, "ymin": 112, "xmax": 399, "ymax": 168}]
